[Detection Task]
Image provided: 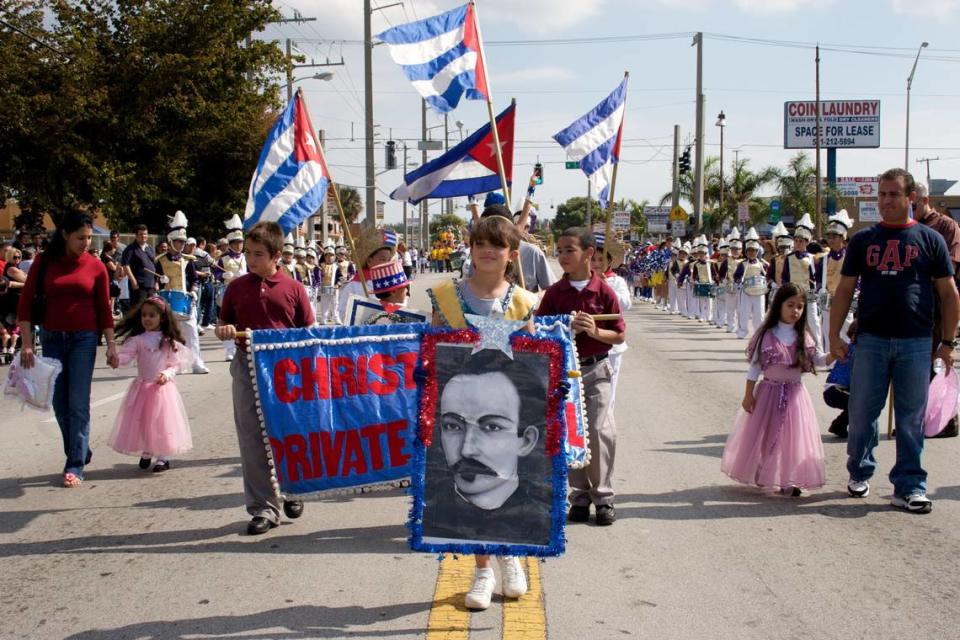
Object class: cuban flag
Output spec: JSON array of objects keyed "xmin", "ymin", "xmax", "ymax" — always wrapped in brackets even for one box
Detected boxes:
[
  {"xmin": 390, "ymin": 103, "xmax": 514, "ymax": 205},
  {"xmin": 376, "ymin": 3, "xmax": 489, "ymax": 114},
  {"xmin": 553, "ymin": 77, "xmax": 628, "ymax": 208},
  {"xmin": 244, "ymin": 91, "xmax": 330, "ymax": 236}
]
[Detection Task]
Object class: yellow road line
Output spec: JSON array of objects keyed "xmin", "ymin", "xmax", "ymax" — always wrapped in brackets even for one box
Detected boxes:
[
  {"xmin": 426, "ymin": 554, "xmax": 474, "ymax": 640},
  {"xmin": 502, "ymin": 557, "xmax": 547, "ymax": 639}
]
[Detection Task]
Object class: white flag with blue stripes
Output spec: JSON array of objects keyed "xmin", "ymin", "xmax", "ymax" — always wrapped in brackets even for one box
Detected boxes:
[
  {"xmin": 376, "ymin": 3, "xmax": 489, "ymax": 114},
  {"xmin": 244, "ymin": 92, "xmax": 330, "ymax": 236},
  {"xmin": 553, "ymin": 78, "xmax": 628, "ymax": 208}
]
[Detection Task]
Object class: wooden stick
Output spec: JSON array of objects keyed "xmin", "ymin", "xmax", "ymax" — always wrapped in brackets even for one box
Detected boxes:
[
  {"xmin": 886, "ymin": 382, "xmax": 895, "ymax": 439},
  {"xmin": 603, "ymin": 71, "xmax": 629, "ymax": 274},
  {"xmin": 590, "ymin": 313, "xmax": 622, "ymax": 321}
]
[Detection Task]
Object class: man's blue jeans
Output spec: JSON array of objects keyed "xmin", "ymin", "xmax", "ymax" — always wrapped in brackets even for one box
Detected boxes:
[
  {"xmin": 847, "ymin": 333, "xmax": 932, "ymax": 497},
  {"xmin": 198, "ymin": 279, "xmax": 215, "ymax": 326},
  {"xmin": 41, "ymin": 330, "xmax": 98, "ymax": 478}
]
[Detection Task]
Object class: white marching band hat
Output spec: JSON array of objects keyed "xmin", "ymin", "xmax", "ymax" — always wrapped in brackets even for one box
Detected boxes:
[
  {"xmin": 225, "ymin": 214, "xmax": 244, "ymax": 243},
  {"xmin": 827, "ymin": 209, "xmax": 854, "ymax": 237},
  {"xmin": 167, "ymin": 210, "xmax": 188, "ymax": 242},
  {"xmin": 727, "ymin": 227, "xmax": 742, "ymax": 248},
  {"xmin": 793, "ymin": 213, "xmax": 815, "ymax": 240},
  {"xmin": 678, "ymin": 241, "xmax": 691, "ymax": 254},
  {"xmin": 718, "ymin": 237, "xmax": 730, "ymax": 253},
  {"xmin": 773, "ymin": 221, "xmax": 793, "ymax": 248},
  {"xmin": 744, "ymin": 226, "xmax": 762, "ymax": 250},
  {"xmin": 282, "ymin": 233, "xmax": 295, "ymax": 254}
]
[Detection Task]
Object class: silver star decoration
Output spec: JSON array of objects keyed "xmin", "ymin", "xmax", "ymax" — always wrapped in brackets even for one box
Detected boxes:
[{"xmin": 464, "ymin": 313, "xmax": 527, "ymax": 359}]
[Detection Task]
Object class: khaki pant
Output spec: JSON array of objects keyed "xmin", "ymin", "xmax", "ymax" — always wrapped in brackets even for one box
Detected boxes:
[
  {"xmin": 569, "ymin": 358, "xmax": 616, "ymax": 507},
  {"xmin": 231, "ymin": 355, "xmax": 282, "ymax": 523}
]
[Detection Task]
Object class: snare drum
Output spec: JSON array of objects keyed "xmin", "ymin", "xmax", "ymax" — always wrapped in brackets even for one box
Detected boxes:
[
  {"xmin": 715, "ymin": 283, "xmax": 727, "ymax": 296},
  {"xmin": 303, "ymin": 285, "xmax": 317, "ymax": 302},
  {"xmin": 157, "ymin": 290, "xmax": 192, "ymax": 318},
  {"xmin": 320, "ymin": 285, "xmax": 337, "ymax": 296},
  {"xmin": 818, "ymin": 290, "xmax": 831, "ymax": 311},
  {"xmin": 805, "ymin": 289, "xmax": 820, "ymax": 306},
  {"xmin": 693, "ymin": 282, "xmax": 717, "ymax": 298},
  {"xmin": 742, "ymin": 275, "xmax": 766, "ymax": 297}
]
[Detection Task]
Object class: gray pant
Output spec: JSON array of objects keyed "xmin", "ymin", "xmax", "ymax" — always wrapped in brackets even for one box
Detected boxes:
[
  {"xmin": 569, "ymin": 358, "xmax": 616, "ymax": 507},
  {"xmin": 231, "ymin": 355, "xmax": 282, "ymax": 523}
]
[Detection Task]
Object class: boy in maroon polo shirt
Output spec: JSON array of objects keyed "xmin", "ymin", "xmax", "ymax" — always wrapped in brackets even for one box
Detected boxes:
[
  {"xmin": 538, "ymin": 227, "xmax": 626, "ymax": 526},
  {"xmin": 215, "ymin": 221, "xmax": 316, "ymax": 535}
]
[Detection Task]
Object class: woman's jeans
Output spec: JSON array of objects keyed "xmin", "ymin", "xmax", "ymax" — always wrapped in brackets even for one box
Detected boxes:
[
  {"xmin": 847, "ymin": 333, "xmax": 932, "ymax": 497},
  {"xmin": 40, "ymin": 329, "xmax": 98, "ymax": 478}
]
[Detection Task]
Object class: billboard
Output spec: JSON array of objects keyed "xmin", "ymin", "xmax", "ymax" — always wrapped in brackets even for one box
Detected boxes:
[
  {"xmin": 644, "ymin": 205, "xmax": 670, "ymax": 233},
  {"xmin": 859, "ymin": 200, "xmax": 880, "ymax": 223},
  {"xmin": 821, "ymin": 176, "xmax": 879, "ymax": 198},
  {"xmin": 784, "ymin": 100, "xmax": 880, "ymax": 149}
]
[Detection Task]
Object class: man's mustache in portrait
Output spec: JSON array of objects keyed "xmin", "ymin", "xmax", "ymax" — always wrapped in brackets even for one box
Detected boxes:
[{"xmin": 453, "ymin": 457, "xmax": 499, "ymax": 480}]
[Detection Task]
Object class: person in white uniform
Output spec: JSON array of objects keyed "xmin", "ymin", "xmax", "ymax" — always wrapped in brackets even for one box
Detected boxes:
[
  {"xmin": 734, "ymin": 227, "xmax": 769, "ymax": 339},
  {"xmin": 780, "ymin": 213, "xmax": 821, "ymax": 349},
  {"xmin": 718, "ymin": 229, "xmax": 743, "ymax": 333},
  {"xmin": 217, "ymin": 215, "xmax": 247, "ymax": 362},
  {"xmin": 816, "ymin": 209, "xmax": 854, "ymax": 349}
]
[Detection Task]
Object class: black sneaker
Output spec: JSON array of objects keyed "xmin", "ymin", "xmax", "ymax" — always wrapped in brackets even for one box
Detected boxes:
[
  {"xmin": 828, "ymin": 415, "xmax": 848, "ymax": 438},
  {"xmin": 138, "ymin": 457, "xmax": 152, "ymax": 470},
  {"xmin": 283, "ymin": 500, "xmax": 304, "ymax": 519},
  {"xmin": 595, "ymin": 505, "xmax": 616, "ymax": 526},
  {"xmin": 246, "ymin": 516, "xmax": 277, "ymax": 535},
  {"xmin": 567, "ymin": 505, "xmax": 590, "ymax": 523}
]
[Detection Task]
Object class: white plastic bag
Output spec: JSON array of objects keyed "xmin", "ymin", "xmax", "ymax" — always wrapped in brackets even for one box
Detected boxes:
[{"xmin": 3, "ymin": 354, "xmax": 63, "ymax": 412}]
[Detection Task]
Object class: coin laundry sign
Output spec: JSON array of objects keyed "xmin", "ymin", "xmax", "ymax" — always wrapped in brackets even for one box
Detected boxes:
[{"xmin": 784, "ymin": 100, "xmax": 880, "ymax": 149}]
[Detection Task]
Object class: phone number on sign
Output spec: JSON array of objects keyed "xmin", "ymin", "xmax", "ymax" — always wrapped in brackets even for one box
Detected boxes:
[{"xmin": 821, "ymin": 137, "xmax": 858, "ymax": 147}]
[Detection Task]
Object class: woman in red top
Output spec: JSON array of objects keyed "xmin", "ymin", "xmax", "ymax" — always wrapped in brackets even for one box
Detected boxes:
[{"xmin": 18, "ymin": 209, "xmax": 118, "ymax": 488}]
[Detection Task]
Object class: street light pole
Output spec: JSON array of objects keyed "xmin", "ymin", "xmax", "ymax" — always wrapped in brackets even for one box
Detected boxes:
[
  {"xmin": 716, "ymin": 111, "xmax": 725, "ymax": 225},
  {"xmin": 905, "ymin": 41, "xmax": 929, "ymax": 171}
]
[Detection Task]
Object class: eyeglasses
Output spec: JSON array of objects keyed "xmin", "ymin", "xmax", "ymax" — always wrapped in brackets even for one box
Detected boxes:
[{"xmin": 11, "ymin": 255, "xmax": 21, "ymax": 259}]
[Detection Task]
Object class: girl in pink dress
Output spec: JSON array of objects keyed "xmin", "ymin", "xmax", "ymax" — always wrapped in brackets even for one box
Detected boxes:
[
  {"xmin": 721, "ymin": 283, "xmax": 834, "ymax": 496},
  {"xmin": 108, "ymin": 296, "xmax": 194, "ymax": 472}
]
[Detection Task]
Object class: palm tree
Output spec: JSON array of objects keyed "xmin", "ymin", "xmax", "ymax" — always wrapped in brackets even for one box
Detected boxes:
[
  {"xmin": 659, "ymin": 156, "xmax": 719, "ymax": 213},
  {"xmin": 334, "ymin": 185, "xmax": 363, "ymax": 224},
  {"xmin": 776, "ymin": 152, "xmax": 816, "ymax": 227},
  {"xmin": 714, "ymin": 158, "xmax": 779, "ymax": 228}
]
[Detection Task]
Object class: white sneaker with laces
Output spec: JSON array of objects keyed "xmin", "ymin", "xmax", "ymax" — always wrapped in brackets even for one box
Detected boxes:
[
  {"xmin": 847, "ymin": 478, "xmax": 870, "ymax": 497},
  {"xmin": 192, "ymin": 364, "xmax": 210, "ymax": 375},
  {"xmin": 498, "ymin": 556, "xmax": 528, "ymax": 598},
  {"xmin": 891, "ymin": 492, "xmax": 932, "ymax": 513},
  {"xmin": 464, "ymin": 568, "xmax": 496, "ymax": 610}
]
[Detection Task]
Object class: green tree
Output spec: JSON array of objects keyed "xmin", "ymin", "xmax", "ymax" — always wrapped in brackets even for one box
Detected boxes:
[
  {"xmin": 334, "ymin": 185, "xmax": 363, "ymax": 225},
  {"xmin": 551, "ymin": 196, "xmax": 608, "ymax": 236},
  {"xmin": 659, "ymin": 156, "xmax": 720, "ymax": 213},
  {"xmin": 776, "ymin": 152, "xmax": 816, "ymax": 227},
  {"xmin": 429, "ymin": 212, "xmax": 466, "ymax": 237},
  {"xmin": 713, "ymin": 158, "xmax": 779, "ymax": 229},
  {"xmin": 0, "ymin": 0, "xmax": 287, "ymax": 238}
]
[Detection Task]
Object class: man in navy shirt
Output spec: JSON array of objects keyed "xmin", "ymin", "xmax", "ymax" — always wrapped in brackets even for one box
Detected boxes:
[
  {"xmin": 830, "ymin": 168, "xmax": 959, "ymax": 513},
  {"xmin": 121, "ymin": 224, "xmax": 156, "ymax": 304}
]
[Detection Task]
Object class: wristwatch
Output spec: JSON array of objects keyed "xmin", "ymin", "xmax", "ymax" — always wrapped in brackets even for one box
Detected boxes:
[{"xmin": 941, "ymin": 339, "xmax": 958, "ymax": 349}]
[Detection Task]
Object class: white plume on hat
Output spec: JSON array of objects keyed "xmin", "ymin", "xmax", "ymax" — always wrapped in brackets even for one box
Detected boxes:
[
  {"xmin": 283, "ymin": 233, "xmax": 295, "ymax": 252},
  {"xmin": 794, "ymin": 213, "xmax": 814, "ymax": 240},
  {"xmin": 744, "ymin": 226, "xmax": 761, "ymax": 250},
  {"xmin": 225, "ymin": 214, "xmax": 244, "ymax": 242},
  {"xmin": 718, "ymin": 237, "xmax": 730, "ymax": 253},
  {"xmin": 681, "ymin": 241, "xmax": 692, "ymax": 253},
  {"xmin": 827, "ymin": 209, "xmax": 854, "ymax": 237},
  {"xmin": 167, "ymin": 210, "xmax": 188, "ymax": 242},
  {"xmin": 728, "ymin": 227, "xmax": 743, "ymax": 248},
  {"xmin": 773, "ymin": 221, "xmax": 790, "ymax": 238}
]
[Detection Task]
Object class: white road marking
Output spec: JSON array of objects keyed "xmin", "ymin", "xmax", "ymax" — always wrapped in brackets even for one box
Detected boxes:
[{"xmin": 42, "ymin": 391, "xmax": 127, "ymax": 423}]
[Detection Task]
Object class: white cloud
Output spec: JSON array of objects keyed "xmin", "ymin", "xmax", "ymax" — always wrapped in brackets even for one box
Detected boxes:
[
  {"xmin": 733, "ymin": 0, "xmax": 836, "ymax": 11},
  {"xmin": 497, "ymin": 66, "xmax": 577, "ymax": 85},
  {"xmin": 479, "ymin": 0, "xmax": 604, "ymax": 34},
  {"xmin": 891, "ymin": 0, "xmax": 960, "ymax": 16}
]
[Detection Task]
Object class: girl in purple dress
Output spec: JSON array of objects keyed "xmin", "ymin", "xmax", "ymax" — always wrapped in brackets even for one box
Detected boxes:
[
  {"xmin": 721, "ymin": 283, "xmax": 834, "ymax": 495},
  {"xmin": 107, "ymin": 297, "xmax": 194, "ymax": 472}
]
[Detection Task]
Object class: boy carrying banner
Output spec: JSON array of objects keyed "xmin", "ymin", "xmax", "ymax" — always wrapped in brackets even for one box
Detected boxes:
[{"xmin": 215, "ymin": 221, "xmax": 316, "ymax": 535}]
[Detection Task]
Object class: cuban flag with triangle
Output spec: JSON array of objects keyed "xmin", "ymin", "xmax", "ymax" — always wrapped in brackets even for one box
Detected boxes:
[
  {"xmin": 390, "ymin": 102, "xmax": 514, "ymax": 205},
  {"xmin": 244, "ymin": 91, "xmax": 330, "ymax": 236}
]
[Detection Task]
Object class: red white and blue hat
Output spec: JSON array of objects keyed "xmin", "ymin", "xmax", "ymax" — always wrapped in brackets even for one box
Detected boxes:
[{"xmin": 365, "ymin": 260, "xmax": 408, "ymax": 294}]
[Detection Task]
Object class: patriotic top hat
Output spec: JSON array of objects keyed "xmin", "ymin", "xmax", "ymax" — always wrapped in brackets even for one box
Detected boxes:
[{"xmin": 365, "ymin": 259, "xmax": 408, "ymax": 294}]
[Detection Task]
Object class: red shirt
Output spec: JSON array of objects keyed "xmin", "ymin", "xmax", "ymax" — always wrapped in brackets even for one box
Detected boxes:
[
  {"xmin": 219, "ymin": 270, "xmax": 315, "ymax": 349},
  {"xmin": 537, "ymin": 272, "xmax": 626, "ymax": 359},
  {"xmin": 17, "ymin": 252, "xmax": 114, "ymax": 332}
]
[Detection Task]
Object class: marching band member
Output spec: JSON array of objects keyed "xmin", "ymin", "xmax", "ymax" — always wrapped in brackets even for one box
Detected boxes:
[
  {"xmin": 689, "ymin": 235, "xmax": 715, "ymax": 322},
  {"xmin": 719, "ymin": 229, "xmax": 743, "ymax": 333},
  {"xmin": 781, "ymin": 213, "xmax": 821, "ymax": 349},
  {"xmin": 279, "ymin": 235, "xmax": 297, "ymax": 279},
  {"xmin": 293, "ymin": 237, "xmax": 308, "ymax": 283},
  {"xmin": 304, "ymin": 245, "xmax": 320, "ymax": 319},
  {"xmin": 156, "ymin": 210, "xmax": 208, "ymax": 374},
  {"xmin": 679, "ymin": 241, "xmax": 698, "ymax": 319},
  {"xmin": 816, "ymin": 209, "xmax": 854, "ymax": 350},
  {"xmin": 318, "ymin": 246, "xmax": 341, "ymax": 325},
  {"xmin": 735, "ymin": 227, "xmax": 769, "ymax": 339},
  {"xmin": 335, "ymin": 245, "xmax": 356, "ymax": 285},
  {"xmin": 668, "ymin": 243, "xmax": 688, "ymax": 315},
  {"xmin": 767, "ymin": 221, "xmax": 793, "ymax": 303},
  {"xmin": 713, "ymin": 237, "xmax": 730, "ymax": 326},
  {"xmin": 217, "ymin": 215, "xmax": 246, "ymax": 362}
]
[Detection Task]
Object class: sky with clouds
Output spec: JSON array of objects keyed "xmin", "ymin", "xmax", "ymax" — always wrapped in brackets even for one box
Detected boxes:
[{"xmin": 260, "ymin": 0, "xmax": 960, "ymax": 225}]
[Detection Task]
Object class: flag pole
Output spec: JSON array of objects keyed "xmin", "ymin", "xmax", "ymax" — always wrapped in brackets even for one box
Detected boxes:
[
  {"xmin": 470, "ymin": 0, "xmax": 510, "ymax": 205},
  {"xmin": 301, "ymin": 87, "xmax": 371, "ymax": 298},
  {"xmin": 604, "ymin": 71, "xmax": 629, "ymax": 273}
]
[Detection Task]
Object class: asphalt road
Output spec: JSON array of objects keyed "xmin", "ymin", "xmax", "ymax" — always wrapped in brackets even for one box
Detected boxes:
[{"xmin": 1, "ymin": 269, "xmax": 958, "ymax": 640}]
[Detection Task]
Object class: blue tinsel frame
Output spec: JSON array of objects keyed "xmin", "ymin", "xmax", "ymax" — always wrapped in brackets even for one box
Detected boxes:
[{"xmin": 407, "ymin": 326, "xmax": 568, "ymax": 558}]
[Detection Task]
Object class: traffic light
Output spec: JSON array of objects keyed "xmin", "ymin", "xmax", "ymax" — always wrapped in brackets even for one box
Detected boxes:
[
  {"xmin": 385, "ymin": 140, "xmax": 397, "ymax": 170},
  {"xmin": 678, "ymin": 147, "xmax": 691, "ymax": 174},
  {"xmin": 533, "ymin": 162, "xmax": 543, "ymax": 185}
]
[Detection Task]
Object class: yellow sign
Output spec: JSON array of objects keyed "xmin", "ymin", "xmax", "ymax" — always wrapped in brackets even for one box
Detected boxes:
[{"xmin": 669, "ymin": 205, "xmax": 688, "ymax": 221}]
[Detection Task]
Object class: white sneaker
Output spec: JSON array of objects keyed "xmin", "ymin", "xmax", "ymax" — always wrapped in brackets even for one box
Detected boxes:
[
  {"xmin": 464, "ymin": 568, "xmax": 496, "ymax": 610},
  {"xmin": 192, "ymin": 364, "xmax": 210, "ymax": 375},
  {"xmin": 847, "ymin": 478, "xmax": 870, "ymax": 497},
  {"xmin": 891, "ymin": 492, "xmax": 932, "ymax": 513},
  {"xmin": 498, "ymin": 556, "xmax": 528, "ymax": 598}
]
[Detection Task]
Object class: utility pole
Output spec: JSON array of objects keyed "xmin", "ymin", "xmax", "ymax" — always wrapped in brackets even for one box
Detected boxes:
[
  {"xmin": 284, "ymin": 38, "xmax": 344, "ymax": 103},
  {"xmin": 815, "ymin": 45, "xmax": 822, "ymax": 235},
  {"xmin": 402, "ymin": 142, "xmax": 408, "ymax": 243},
  {"xmin": 692, "ymin": 33, "xmax": 705, "ymax": 231},
  {"xmin": 906, "ymin": 42, "xmax": 929, "ymax": 171},
  {"xmin": 586, "ymin": 180, "xmax": 592, "ymax": 228},
  {"xmin": 286, "ymin": 39, "xmax": 293, "ymax": 103},
  {"xmin": 363, "ymin": 0, "xmax": 376, "ymax": 227},
  {"xmin": 421, "ymin": 98, "xmax": 428, "ymax": 250},
  {"xmin": 671, "ymin": 124, "xmax": 680, "ymax": 209},
  {"xmin": 918, "ymin": 156, "xmax": 939, "ymax": 192}
]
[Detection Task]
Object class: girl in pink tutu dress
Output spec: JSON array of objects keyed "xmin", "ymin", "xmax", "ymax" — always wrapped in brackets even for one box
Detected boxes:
[
  {"xmin": 107, "ymin": 296, "xmax": 194, "ymax": 472},
  {"xmin": 721, "ymin": 282, "xmax": 834, "ymax": 496}
]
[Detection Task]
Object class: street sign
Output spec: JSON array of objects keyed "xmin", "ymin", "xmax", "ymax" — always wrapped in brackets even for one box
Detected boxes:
[
  {"xmin": 669, "ymin": 205, "xmax": 688, "ymax": 221},
  {"xmin": 784, "ymin": 100, "xmax": 881, "ymax": 149},
  {"xmin": 737, "ymin": 202, "xmax": 750, "ymax": 223},
  {"xmin": 821, "ymin": 176, "xmax": 879, "ymax": 197},
  {"xmin": 565, "ymin": 161, "xmax": 580, "ymax": 170},
  {"xmin": 670, "ymin": 220, "xmax": 686, "ymax": 237},
  {"xmin": 768, "ymin": 199, "xmax": 781, "ymax": 223},
  {"xmin": 858, "ymin": 200, "xmax": 880, "ymax": 223},
  {"xmin": 613, "ymin": 210, "xmax": 631, "ymax": 231},
  {"xmin": 417, "ymin": 140, "xmax": 443, "ymax": 151},
  {"xmin": 376, "ymin": 200, "xmax": 385, "ymax": 221},
  {"xmin": 643, "ymin": 206, "xmax": 670, "ymax": 233}
]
